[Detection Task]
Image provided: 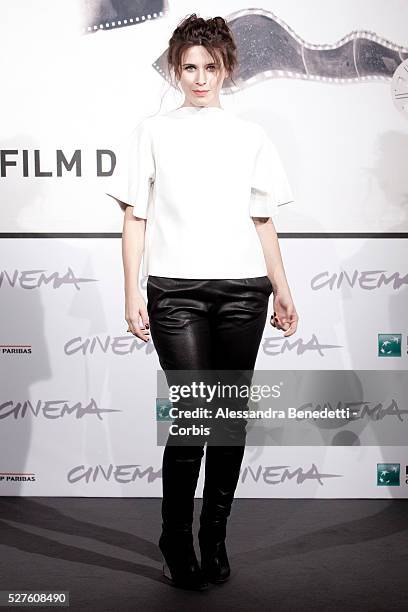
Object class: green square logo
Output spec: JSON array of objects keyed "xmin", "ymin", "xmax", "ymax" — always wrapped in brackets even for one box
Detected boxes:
[
  {"xmin": 156, "ymin": 398, "xmax": 173, "ymax": 421},
  {"xmin": 378, "ymin": 334, "xmax": 401, "ymax": 357},
  {"xmin": 377, "ymin": 463, "xmax": 400, "ymax": 486}
]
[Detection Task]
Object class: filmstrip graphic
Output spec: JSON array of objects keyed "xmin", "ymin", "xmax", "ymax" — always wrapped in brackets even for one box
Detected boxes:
[
  {"xmin": 82, "ymin": 0, "xmax": 168, "ymax": 33},
  {"xmin": 82, "ymin": 3, "xmax": 408, "ymax": 88},
  {"xmin": 165, "ymin": 8, "xmax": 408, "ymax": 90}
]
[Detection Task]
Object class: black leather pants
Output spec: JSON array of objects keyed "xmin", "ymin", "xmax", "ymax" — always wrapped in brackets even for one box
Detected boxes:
[{"xmin": 147, "ymin": 275, "xmax": 273, "ymax": 536}]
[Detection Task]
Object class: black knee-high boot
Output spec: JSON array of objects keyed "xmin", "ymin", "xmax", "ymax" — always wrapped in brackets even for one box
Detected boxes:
[
  {"xmin": 198, "ymin": 442, "xmax": 246, "ymax": 583},
  {"xmin": 159, "ymin": 443, "xmax": 208, "ymax": 590}
]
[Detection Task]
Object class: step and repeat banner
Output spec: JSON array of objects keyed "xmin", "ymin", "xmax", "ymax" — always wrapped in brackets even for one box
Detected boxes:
[{"xmin": 1, "ymin": 0, "xmax": 407, "ymax": 497}]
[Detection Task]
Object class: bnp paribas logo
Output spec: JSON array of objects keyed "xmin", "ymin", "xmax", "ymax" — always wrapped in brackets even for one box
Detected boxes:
[
  {"xmin": 378, "ymin": 334, "xmax": 401, "ymax": 357},
  {"xmin": 156, "ymin": 398, "xmax": 173, "ymax": 421},
  {"xmin": 377, "ymin": 463, "xmax": 400, "ymax": 486}
]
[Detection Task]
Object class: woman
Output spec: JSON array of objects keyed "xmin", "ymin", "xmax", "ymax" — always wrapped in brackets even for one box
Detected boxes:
[{"xmin": 110, "ymin": 14, "xmax": 298, "ymax": 591}]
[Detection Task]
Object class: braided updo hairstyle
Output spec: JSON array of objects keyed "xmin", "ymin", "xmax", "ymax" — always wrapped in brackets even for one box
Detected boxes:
[{"xmin": 167, "ymin": 13, "xmax": 238, "ymax": 89}]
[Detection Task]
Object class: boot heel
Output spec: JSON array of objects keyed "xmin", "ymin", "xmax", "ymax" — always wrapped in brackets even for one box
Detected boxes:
[
  {"xmin": 162, "ymin": 558, "xmax": 172, "ymax": 581},
  {"xmin": 199, "ymin": 525, "xmax": 230, "ymax": 584},
  {"xmin": 159, "ymin": 535, "xmax": 208, "ymax": 590}
]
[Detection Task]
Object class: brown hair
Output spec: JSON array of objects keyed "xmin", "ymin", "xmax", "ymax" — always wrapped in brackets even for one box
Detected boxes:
[{"xmin": 167, "ymin": 13, "xmax": 238, "ymax": 90}]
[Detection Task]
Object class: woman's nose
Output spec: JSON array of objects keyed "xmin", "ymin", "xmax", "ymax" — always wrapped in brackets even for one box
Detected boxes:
[{"xmin": 197, "ymin": 70, "xmax": 206, "ymax": 84}]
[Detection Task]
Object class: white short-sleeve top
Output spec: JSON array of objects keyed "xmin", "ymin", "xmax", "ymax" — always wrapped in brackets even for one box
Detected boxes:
[{"xmin": 105, "ymin": 105, "xmax": 295, "ymax": 279}]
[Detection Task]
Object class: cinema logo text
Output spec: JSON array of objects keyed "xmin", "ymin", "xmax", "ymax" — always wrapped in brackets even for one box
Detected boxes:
[
  {"xmin": 0, "ymin": 399, "xmax": 121, "ymax": 420},
  {"xmin": 312, "ymin": 270, "xmax": 408, "ymax": 291},
  {"xmin": 0, "ymin": 268, "xmax": 98, "ymax": 290},
  {"xmin": 263, "ymin": 334, "xmax": 342, "ymax": 356},
  {"xmin": 67, "ymin": 462, "xmax": 341, "ymax": 486},
  {"xmin": 64, "ymin": 335, "xmax": 156, "ymax": 355}
]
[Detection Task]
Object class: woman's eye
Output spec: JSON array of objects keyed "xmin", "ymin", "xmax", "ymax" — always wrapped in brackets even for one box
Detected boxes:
[{"xmin": 185, "ymin": 66, "xmax": 216, "ymax": 71}]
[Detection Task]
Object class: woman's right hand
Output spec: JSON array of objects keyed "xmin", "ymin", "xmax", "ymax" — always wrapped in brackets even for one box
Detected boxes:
[{"xmin": 125, "ymin": 291, "xmax": 150, "ymax": 342}]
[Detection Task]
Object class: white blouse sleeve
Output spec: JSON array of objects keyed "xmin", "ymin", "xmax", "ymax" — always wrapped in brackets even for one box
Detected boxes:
[
  {"xmin": 249, "ymin": 127, "xmax": 295, "ymax": 218},
  {"xmin": 105, "ymin": 119, "xmax": 155, "ymax": 219}
]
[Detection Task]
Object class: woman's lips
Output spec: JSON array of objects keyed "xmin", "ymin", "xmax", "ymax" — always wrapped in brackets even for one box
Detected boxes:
[{"xmin": 193, "ymin": 90, "xmax": 209, "ymax": 96}]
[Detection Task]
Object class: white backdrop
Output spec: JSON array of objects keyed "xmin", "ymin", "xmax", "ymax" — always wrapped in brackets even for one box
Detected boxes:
[{"xmin": 0, "ymin": 0, "xmax": 407, "ymax": 497}]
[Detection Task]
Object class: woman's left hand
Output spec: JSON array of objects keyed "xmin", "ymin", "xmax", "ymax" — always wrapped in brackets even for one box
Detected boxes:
[{"xmin": 270, "ymin": 288, "xmax": 299, "ymax": 336}]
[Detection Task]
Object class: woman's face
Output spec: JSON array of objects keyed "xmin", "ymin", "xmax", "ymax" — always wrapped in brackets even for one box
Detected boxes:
[{"xmin": 177, "ymin": 45, "xmax": 228, "ymax": 108}]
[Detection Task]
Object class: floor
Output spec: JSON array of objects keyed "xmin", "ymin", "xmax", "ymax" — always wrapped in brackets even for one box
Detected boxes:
[{"xmin": 0, "ymin": 497, "xmax": 407, "ymax": 611}]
